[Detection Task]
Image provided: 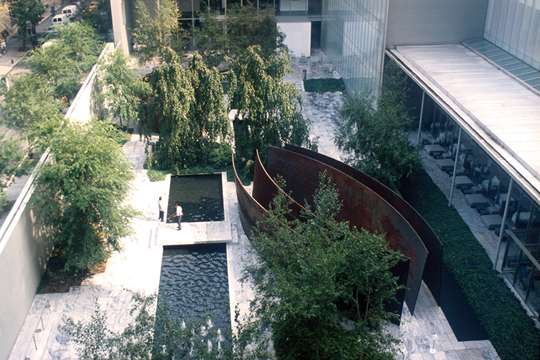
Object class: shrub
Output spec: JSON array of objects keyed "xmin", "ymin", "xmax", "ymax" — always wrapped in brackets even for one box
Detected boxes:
[
  {"xmin": 401, "ymin": 169, "xmax": 540, "ymax": 360},
  {"xmin": 304, "ymin": 78, "xmax": 346, "ymax": 92}
]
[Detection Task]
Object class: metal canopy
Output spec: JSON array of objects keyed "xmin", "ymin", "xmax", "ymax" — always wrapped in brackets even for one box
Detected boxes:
[{"xmin": 389, "ymin": 44, "xmax": 540, "ymax": 204}]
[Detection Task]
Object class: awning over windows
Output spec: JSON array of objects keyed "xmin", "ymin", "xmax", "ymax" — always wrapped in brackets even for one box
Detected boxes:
[{"xmin": 388, "ymin": 44, "xmax": 540, "ymax": 205}]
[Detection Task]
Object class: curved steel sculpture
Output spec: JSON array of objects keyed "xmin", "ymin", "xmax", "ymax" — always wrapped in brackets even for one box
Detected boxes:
[
  {"xmin": 233, "ymin": 146, "xmax": 442, "ymax": 315},
  {"xmin": 284, "ymin": 144, "xmax": 443, "ymax": 306}
]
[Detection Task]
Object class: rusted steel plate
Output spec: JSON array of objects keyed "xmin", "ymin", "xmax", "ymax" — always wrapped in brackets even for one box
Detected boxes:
[
  {"xmin": 232, "ymin": 156, "xmax": 270, "ymax": 239},
  {"xmin": 266, "ymin": 146, "xmax": 428, "ymax": 315},
  {"xmin": 285, "ymin": 144, "xmax": 443, "ymax": 306},
  {"xmin": 252, "ymin": 151, "xmax": 306, "ymax": 221}
]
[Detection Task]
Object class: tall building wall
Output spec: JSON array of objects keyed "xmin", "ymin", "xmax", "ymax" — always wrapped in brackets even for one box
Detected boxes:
[
  {"xmin": 386, "ymin": 0, "xmax": 489, "ymax": 48},
  {"xmin": 321, "ymin": 0, "xmax": 389, "ymax": 95},
  {"xmin": 484, "ymin": 0, "xmax": 540, "ymax": 69}
]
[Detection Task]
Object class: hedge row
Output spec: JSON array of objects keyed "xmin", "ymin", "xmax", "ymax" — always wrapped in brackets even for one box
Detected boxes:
[
  {"xmin": 303, "ymin": 78, "xmax": 346, "ymax": 92},
  {"xmin": 400, "ymin": 170, "xmax": 540, "ymax": 360}
]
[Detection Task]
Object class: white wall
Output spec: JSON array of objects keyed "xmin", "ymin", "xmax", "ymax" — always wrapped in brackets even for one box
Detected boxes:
[
  {"xmin": 0, "ymin": 44, "xmax": 114, "ymax": 360},
  {"xmin": 278, "ymin": 21, "xmax": 311, "ymax": 57},
  {"xmin": 0, "ymin": 152, "xmax": 53, "ymax": 360},
  {"xmin": 386, "ymin": 0, "xmax": 489, "ymax": 48},
  {"xmin": 111, "ymin": 0, "xmax": 131, "ymax": 55}
]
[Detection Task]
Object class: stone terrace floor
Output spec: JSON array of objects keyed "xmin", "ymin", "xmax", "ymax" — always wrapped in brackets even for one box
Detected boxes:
[{"xmin": 7, "ymin": 49, "xmax": 501, "ymax": 360}]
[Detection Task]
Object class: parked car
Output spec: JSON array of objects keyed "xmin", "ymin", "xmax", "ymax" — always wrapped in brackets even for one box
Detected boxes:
[
  {"xmin": 52, "ymin": 14, "xmax": 68, "ymax": 25},
  {"xmin": 62, "ymin": 5, "xmax": 77, "ymax": 18},
  {"xmin": 88, "ymin": 1, "xmax": 99, "ymax": 11}
]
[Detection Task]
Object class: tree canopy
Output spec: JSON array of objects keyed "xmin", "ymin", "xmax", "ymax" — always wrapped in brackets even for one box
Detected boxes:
[
  {"xmin": 228, "ymin": 45, "xmax": 311, "ymax": 163},
  {"xmin": 131, "ymin": 0, "xmax": 188, "ymax": 65},
  {"xmin": 93, "ymin": 48, "xmax": 151, "ymax": 128},
  {"xmin": 193, "ymin": 2, "xmax": 286, "ymax": 68},
  {"xmin": 6, "ymin": 0, "xmax": 46, "ymax": 49},
  {"xmin": 334, "ymin": 60, "xmax": 422, "ymax": 190},
  {"xmin": 140, "ymin": 50, "xmax": 231, "ymax": 172},
  {"xmin": 24, "ymin": 21, "xmax": 105, "ymax": 99},
  {"xmin": 238, "ymin": 173, "xmax": 406, "ymax": 359},
  {"xmin": 32, "ymin": 121, "xmax": 136, "ymax": 273},
  {"xmin": 0, "ymin": 73, "xmax": 65, "ymax": 156}
]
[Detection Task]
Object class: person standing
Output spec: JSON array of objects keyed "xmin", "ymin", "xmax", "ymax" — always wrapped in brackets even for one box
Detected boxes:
[
  {"xmin": 158, "ymin": 196, "xmax": 165, "ymax": 222},
  {"xmin": 51, "ymin": 5, "xmax": 55, "ymax": 16},
  {"xmin": 174, "ymin": 203, "xmax": 183, "ymax": 230}
]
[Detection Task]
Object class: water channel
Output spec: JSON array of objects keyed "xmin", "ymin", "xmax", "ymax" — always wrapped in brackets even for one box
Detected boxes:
[{"xmin": 167, "ymin": 174, "xmax": 224, "ymax": 223}]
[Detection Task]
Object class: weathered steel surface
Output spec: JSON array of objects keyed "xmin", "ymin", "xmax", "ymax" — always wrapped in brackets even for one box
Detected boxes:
[
  {"xmin": 266, "ymin": 146, "xmax": 428, "ymax": 315},
  {"xmin": 252, "ymin": 151, "xmax": 306, "ymax": 221},
  {"xmin": 285, "ymin": 144, "xmax": 443, "ymax": 306},
  {"xmin": 232, "ymin": 156, "xmax": 270, "ymax": 239}
]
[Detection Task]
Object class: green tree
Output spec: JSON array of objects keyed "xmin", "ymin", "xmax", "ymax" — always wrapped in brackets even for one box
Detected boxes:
[
  {"xmin": 24, "ymin": 22, "xmax": 105, "ymax": 99},
  {"xmin": 335, "ymin": 60, "xmax": 422, "ymax": 190},
  {"xmin": 140, "ymin": 50, "xmax": 231, "ymax": 172},
  {"xmin": 65, "ymin": 292, "xmax": 231, "ymax": 360},
  {"xmin": 78, "ymin": 0, "xmax": 112, "ymax": 35},
  {"xmin": 6, "ymin": 0, "xmax": 46, "ymax": 49},
  {"xmin": 240, "ymin": 173, "xmax": 406, "ymax": 359},
  {"xmin": 0, "ymin": 134, "xmax": 27, "ymax": 212},
  {"xmin": 0, "ymin": 74, "xmax": 65, "ymax": 156},
  {"xmin": 93, "ymin": 48, "xmax": 151, "ymax": 127},
  {"xmin": 193, "ymin": 2, "xmax": 286, "ymax": 68},
  {"xmin": 228, "ymin": 45, "xmax": 310, "ymax": 163},
  {"xmin": 131, "ymin": 0, "xmax": 188, "ymax": 66},
  {"xmin": 32, "ymin": 121, "xmax": 136, "ymax": 273}
]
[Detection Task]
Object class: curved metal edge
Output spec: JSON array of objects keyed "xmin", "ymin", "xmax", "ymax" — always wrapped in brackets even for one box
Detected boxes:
[
  {"xmin": 232, "ymin": 154, "xmax": 271, "ymax": 240},
  {"xmin": 252, "ymin": 150, "xmax": 308, "ymax": 222},
  {"xmin": 266, "ymin": 146, "xmax": 427, "ymax": 315},
  {"xmin": 284, "ymin": 144, "xmax": 443, "ymax": 307}
]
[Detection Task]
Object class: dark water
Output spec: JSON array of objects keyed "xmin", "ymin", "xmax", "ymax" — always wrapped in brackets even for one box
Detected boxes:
[
  {"xmin": 167, "ymin": 174, "xmax": 224, "ymax": 223},
  {"xmin": 158, "ymin": 244, "xmax": 231, "ymax": 334}
]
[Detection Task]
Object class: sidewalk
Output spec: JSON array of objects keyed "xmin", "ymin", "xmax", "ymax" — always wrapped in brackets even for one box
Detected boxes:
[{"xmin": 0, "ymin": 0, "xmax": 69, "ymax": 77}]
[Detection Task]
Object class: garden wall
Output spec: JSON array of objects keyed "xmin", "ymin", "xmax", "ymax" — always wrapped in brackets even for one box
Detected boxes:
[{"xmin": 0, "ymin": 43, "xmax": 114, "ymax": 360}]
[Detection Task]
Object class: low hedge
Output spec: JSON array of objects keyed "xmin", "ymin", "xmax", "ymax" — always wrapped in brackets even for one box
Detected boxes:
[
  {"xmin": 400, "ymin": 170, "xmax": 540, "ymax": 360},
  {"xmin": 303, "ymin": 78, "xmax": 345, "ymax": 92}
]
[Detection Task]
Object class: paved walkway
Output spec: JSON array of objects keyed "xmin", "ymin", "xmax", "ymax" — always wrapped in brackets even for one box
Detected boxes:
[{"xmin": 7, "ymin": 49, "xmax": 503, "ymax": 360}]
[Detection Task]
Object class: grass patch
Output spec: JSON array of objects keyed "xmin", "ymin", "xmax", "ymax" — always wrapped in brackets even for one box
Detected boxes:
[
  {"xmin": 147, "ymin": 169, "xmax": 168, "ymax": 182},
  {"xmin": 304, "ymin": 78, "xmax": 345, "ymax": 92},
  {"xmin": 400, "ymin": 170, "xmax": 540, "ymax": 360},
  {"xmin": 147, "ymin": 164, "xmax": 252, "ymax": 186}
]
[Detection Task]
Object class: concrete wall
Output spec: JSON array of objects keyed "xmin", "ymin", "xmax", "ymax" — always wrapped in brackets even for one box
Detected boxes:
[
  {"xmin": 386, "ymin": 0, "xmax": 489, "ymax": 48},
  {"xmin": 111, "ymin": 0, "xmax": 132, "ymax": 55},
  {"xmin": 0, "ymin": 44, "xmax": 113, "ymax": 360},
  {"xmin": 278, "ymin": 20, "xmax": 311, "ymax": 57},
  {"xmin": 0, "ymin": 153, "xmax": 53, "ymax": 360}
]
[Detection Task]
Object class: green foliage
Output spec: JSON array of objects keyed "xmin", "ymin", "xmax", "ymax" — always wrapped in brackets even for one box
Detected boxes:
[
  {"xmin": 0, "ymin": 132, "xmax": 28, "ymax": 212},
  {"xmin": 335, "ymin": 60, "xmax": 422, "ymax": 190},
  {"xmin": 93, "ymin": 48, "xmax": 152, "ymax": 127},
  {"xmin": 0, "ymin": 73, "xmax": 65, "ymax": 155},
  {"xmin": 7, "ymin": 0, "xmax": 47, "ymax": 49},
  {"xmin": 304, "ymin": 78, "xmax": 346, "ymax": 92},
  {"xmin": 0, "ymin": 132, "xmax": 27, "ymax": 179},
  {"xmin": 24, "ymin": 22, "xmax": 105, "ymax": 99},
  {"xmin": 146, "ymin": 169, "xmax": 167, "ymax": 182},
  {"xmin": 65, "ymin": 292, "xmax": 232, "ymax": 359},
  {"xmin": 228, "ymin": 46, "xmax": 311, "ymax": 162},
  {"xmin": 140, "ymin": 51, "xmax": 231, "ymax": 172},
  {"xmin": 77, "ymin": 0, "xmax": 112, "ymax": 35},
  {"xmin": 193, "ymin": 2, "xmax": 286, "ymax": 68},
  {"xmin": 131, "ymin": 0, "xmax": 189, "ymax": 65},
  {"xmin": 240, "ymin": 173, "xmax": 405, "ymax": 359},
  {"xmin": 32, "ymin": 121, "xmax": 137, "ymax": 274},
  {"xmin": 400, "ymin": 170, "xmax": 540, "ymax": 360}
]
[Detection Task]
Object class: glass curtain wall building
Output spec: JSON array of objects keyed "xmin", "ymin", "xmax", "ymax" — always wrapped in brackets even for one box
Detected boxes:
[
  {"xmin": 172, "ymin": 0, "xmax": 322, "ymax": 27},
  {"xmin": 484, "ymin": 0, "xmax": 540, "ymax": 69},
  {"xmin": 320, "ymin": 0, "xmax": 389, "ymax": 95}
]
